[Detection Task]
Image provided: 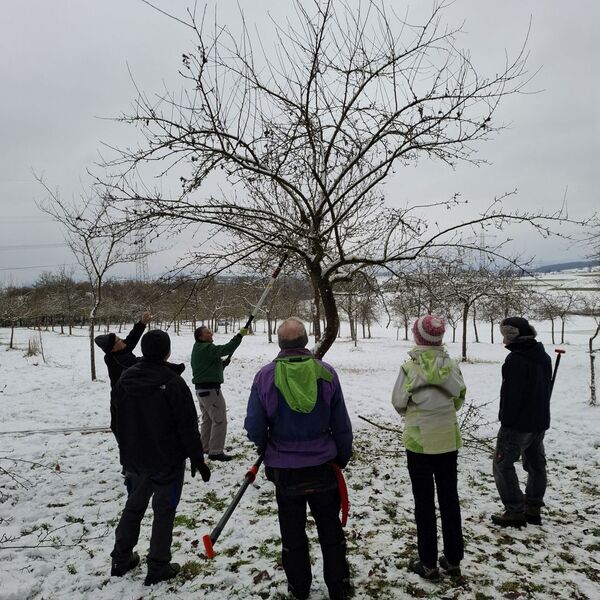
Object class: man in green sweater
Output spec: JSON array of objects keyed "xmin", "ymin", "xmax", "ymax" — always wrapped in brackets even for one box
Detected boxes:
[{"xmin": 191, "ymin": 325, "xmax": 248, "ymax": 461}]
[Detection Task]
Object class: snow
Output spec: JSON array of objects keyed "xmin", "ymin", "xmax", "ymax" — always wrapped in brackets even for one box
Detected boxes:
[{"xmin": 1, "ymin": 317, "xmax": 599, "ymax": 599}]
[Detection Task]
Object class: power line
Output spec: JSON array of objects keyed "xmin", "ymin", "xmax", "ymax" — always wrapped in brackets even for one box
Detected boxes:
[
  {"xmin": 0, "ymin": 263, "xmax": 76, "ymax": 272},
  {"xmin": 0, "ymin": 243, "xmax": 67, "ymax": 251}
]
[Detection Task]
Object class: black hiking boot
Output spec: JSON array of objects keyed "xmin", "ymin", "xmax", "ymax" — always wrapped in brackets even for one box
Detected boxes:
[
  {"xmin": 491, "ymin": 511, "xmax": 527, "ymax": 528},
  {"xmin": 328, "ymin": 578, "xmax": 355, "ymax": 599},
  {"xmin": 208, "ymin": 453, "xmax": 233, "ymax": 462},
  {"xmin": 525, "ymin": 504, "xmax": 542, "ymax": 525},
  {"xmin": 439, "ymin": 555, "xmax": 462, "ymax": 578},
  {"xmin": 144, "ymin": 562, "xmax": 181, "ymax": 586},
  {"xmin": 408, "ymin": 558, "xmax": 440, "ymax": 581},
  {"xmin": 110, "ymin": 551, "xmax": 140, "ymax": 577},
  {"xmin": 287, "ymin": 583, "xmax": 309, "ymax": 600}
]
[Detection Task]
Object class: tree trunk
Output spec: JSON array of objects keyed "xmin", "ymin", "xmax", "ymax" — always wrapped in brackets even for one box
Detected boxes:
[
  {"xmin": 490, "ymin": 318, "xmax": 494, "ymax": 344},
  {"xmin": 472, "ymin": 305, "xmax": 479, "ymax": 343},
  {"xmin": 589, "ymin": 323, "xmax": 600, "ymax": 406},
  {"xmin": 404, "ymin": 317, "xmax": 409, "ymax": 341},
  {"xmin": 461, "ymin": 302, "xmax": 469, "ymax": 362},
  {"xmin": 310, "ymin": 274, "xmax": 322, "ymax": 342},
  {"xmin": 452, "ymin": 326, "xmax": 456, "ymax": 343},
  {"xmin": 550, "ymin": 318, "xmax": 555, "ymax": 345},
  {"xmin": 560, "ymin": 316, "xmax": 565, "ymax": 344},
  {"xmin": 10, "ymin": 323, "xmax": 15, "ymax": 349},
  {"xmin": 89, "ymin": 320, "xmax": 97, "ymax": 381},
  {"xmin": 267, "ymin": 313, "xmax": 273, "ymax": 343},
  {"xmin": 314, "ymin": 277, "xmax": 339, "ymax": 359}
]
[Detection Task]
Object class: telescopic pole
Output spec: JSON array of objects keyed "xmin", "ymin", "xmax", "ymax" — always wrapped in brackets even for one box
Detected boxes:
[
  {"xmin": 243, "ymin": 254, "xmax": 289, "ymax": 330},
  {"xmin": 550, "ymin": 348, "xmax": 565, "ymax": 398},
  {"xmin": 202, "ymin": 454, "xmax": 264, "ymax": 558}
]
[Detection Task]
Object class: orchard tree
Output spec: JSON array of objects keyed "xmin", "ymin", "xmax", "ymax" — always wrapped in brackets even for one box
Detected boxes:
[
  {"xmin": 38, "ymin": 185, "xmax": 136, "ymax": 380},
  {"xmin": 103, "ymin": 0, "xmax": 570, "ymax": 357}
]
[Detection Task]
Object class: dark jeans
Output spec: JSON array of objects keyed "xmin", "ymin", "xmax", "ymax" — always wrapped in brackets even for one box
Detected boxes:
[
  {"xmin": 268, "ymin": 465, "xmax": 350, "ymax": 600},
  {"xmin": 493, "ymin": 425, "xmax": 546, "ymax": 513},
  {"xmin": 111, "ymin": 462, "xmax": 185, "ymax": 574},
  {"xmin": 406, "ymin": 450, "xmax": 464, "ymax": 568}
]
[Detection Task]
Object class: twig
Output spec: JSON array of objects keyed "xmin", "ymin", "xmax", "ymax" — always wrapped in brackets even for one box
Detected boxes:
[
  {"xmin": 0, "ymin": 426, "xmax": 110, "ymax": 436},
  {"xmin": 358, "ymin": 414, "xmax": 402, "ymax": 434}
]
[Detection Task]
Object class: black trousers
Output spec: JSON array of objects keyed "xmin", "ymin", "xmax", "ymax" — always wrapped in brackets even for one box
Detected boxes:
[
  {"xmin": 268, "ymin": 465, "xmax": 350, "ymax": 600},
  {"xmin": 406, "ymin": 450, "xmax": 464, "ymax": 568},
  {"xmin": 111, "ymin": 462, "xmax": 185, "ymax": 574}
]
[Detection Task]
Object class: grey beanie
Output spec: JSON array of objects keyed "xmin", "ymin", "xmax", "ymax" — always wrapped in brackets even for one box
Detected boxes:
[
  {"xmin": 94, "ymin": 332, "xmax": 116, "ymax": 354},
  {"xmin": 500, "ymin": 317, "xmax": 537, "ymax": 345}
]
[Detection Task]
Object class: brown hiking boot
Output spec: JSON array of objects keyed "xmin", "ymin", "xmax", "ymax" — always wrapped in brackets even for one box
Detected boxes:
[
  {"xmin": 525, "ymin": 505, "xmax": 542, "ymax": 525},
  {"xmin": 491, "ymin": 511, "xmax": 527, "ymax": 528}
]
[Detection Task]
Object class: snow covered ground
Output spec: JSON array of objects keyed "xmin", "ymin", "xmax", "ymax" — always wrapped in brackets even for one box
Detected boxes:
[{"xmin": 1, "ymin": 317, "xmax": 599, "ymax": 600}]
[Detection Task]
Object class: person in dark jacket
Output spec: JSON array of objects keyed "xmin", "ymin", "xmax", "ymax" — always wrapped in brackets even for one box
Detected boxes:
[
  {"xmin": 110, "ymin": 329, "xmax": 211, "ymax": 586},
  {"xmin": 491, "ymin": 317, "xmax": 552, "ymax": 528},
  {"xmin": 94, "ymin": 311, "xmax": 152, "ymax": 437},
  {"xmin": 244, "ymin": 317, "xmax": 353, "ymax": 600},
  {"xmin": 191, "ymin": 324, "xmax": 248, "ymax": 461}
]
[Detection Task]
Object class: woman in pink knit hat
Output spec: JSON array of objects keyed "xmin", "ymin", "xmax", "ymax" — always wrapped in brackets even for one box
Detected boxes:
[{"xmin": 392, "ymin": 315, "xmax": 467, "ymax": 581}]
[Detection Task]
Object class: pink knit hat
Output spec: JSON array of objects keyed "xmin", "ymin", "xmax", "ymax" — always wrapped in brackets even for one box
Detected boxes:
[{"xmin": 412, "ymin": 315, "xmax": 446, "ymax": 346}]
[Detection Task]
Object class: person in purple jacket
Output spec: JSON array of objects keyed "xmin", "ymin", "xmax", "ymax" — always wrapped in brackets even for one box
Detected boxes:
[{"xmin": 244, "ymin": 317, "xmax": 354, "ymax": 600}]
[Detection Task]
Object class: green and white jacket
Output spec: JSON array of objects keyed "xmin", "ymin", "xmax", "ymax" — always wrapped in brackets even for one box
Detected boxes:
[{"xmin": 392, "ymin": 346, "xmax": 466, "ymax": 454}]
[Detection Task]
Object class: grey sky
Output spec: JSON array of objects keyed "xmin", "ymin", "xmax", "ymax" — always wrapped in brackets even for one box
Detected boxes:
[{"xmin": 1, "ymin": 0, "xmax": 598, "ymax": 285}]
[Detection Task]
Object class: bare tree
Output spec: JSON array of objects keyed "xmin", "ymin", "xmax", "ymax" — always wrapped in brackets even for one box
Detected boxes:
[
  {"xmin": 102, "ymin": 0, "xmax": 575, "ymax": 357},
  {"xmin": 37, "ymin": 185, "xmax": 135, "ymax": 380},
  {"xmin": 0, "ymin": 286, "xmax": 31, "ymax": 349}
]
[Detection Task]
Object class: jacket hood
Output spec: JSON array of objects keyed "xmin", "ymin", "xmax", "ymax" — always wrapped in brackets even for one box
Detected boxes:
[
  {"xmin": 118, "ymin": 359, "xmax": 185, "ymax": 394},
  {"xmin": 406, "ymin": 345, "xmax": 454, "ymax": 386},
  {"xmin": 506, "ymin": 339, "xmax": 545, "ymax": 355},
  {"xmin": 274, "ymin": 354, "xmax": 333, "ymax": 413}
]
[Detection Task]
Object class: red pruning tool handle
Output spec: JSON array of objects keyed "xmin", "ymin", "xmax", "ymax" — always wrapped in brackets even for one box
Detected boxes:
[
  {"xmin": 331, "ymin": 464, "xmax": 349, "ymax": 528},
  {"xmin": 246, "ymin": 464, "xmax": 259, "ymax": 484}
]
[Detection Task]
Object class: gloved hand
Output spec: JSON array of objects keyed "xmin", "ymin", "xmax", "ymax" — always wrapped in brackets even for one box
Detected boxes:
[
  {"xmin": 238, "ymin": 327, "xmax": 249, "ymax": 336},
  {"xmin": 191, "ymin": 458, "xmax": 211, "ymax": 482},
  {"xmin": 222, "ymin": 356, "xmax": 231, "ymax": 368}
]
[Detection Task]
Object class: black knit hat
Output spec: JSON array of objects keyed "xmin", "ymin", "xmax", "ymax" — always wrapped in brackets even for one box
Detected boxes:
[
  {"xmin": 141, "ymin": 329, "xmax": 171, "ymax": 361},
  {"xmin": 500, "ymin": 317, "xmax": 537, "ymax": 345},
  {"xmin": 94, "ymin": 332, "xmax": 116, "ymax": 354}
]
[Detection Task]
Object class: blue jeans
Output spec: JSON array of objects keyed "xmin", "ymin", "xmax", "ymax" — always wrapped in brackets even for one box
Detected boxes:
[{"xmin": 493, "ymin": 426, "xmax": 546, "ymax": 513}]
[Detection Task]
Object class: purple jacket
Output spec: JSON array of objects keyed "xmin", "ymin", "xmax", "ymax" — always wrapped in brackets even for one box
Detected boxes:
[{"xmin": 244, "ymin": 348, "xmax": 353, "ymax": 468}]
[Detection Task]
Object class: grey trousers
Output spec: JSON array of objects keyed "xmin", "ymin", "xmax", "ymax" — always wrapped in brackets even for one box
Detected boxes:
[
  {"xmin": 111, "ymin": 463, "xmax": 185, "ymax": 575},
  {"xmin": 196, "ymin": 388, "xmax": 227, "ymax": 455},
  {"xmin": 493, "ymin": 425, "xmax": 547, "ymax": 513}
]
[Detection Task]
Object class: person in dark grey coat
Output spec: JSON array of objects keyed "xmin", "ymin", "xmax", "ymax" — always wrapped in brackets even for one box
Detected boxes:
[
  {"xmin": 110, "ymin": 329, "xmax": 211, "ymax": 586},
  {"xmin": 94, "ymin": 311, "xmax": 152, "ymax": 437},
  {"xmin": 491, "ymin": 317, "xmax": 552, "ymax": 528}
]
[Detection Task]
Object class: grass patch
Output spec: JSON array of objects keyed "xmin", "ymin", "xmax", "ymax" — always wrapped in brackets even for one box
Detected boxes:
[
  {"xmin": 180, "ymin": 560, "xmax": 205, "ymax": 581},
  {"xmin": 558, "ymin": 551, "xmax": 576, "ymax": 564},
  {"xmin": 173, "ymin": 514, "xmax": 197, "ymax": 529},
  {"xmin": 202, "ymin": 490, "xmax": 228, "ymax": 512}
]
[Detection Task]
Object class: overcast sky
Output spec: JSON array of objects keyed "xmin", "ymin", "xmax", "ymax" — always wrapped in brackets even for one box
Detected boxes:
[{"xmin": 1, "ymin": 0, "xmax": 598, "ymax": 285}]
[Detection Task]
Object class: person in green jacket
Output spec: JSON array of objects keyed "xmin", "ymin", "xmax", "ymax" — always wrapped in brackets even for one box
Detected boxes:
[
  {"xmin": 191, "ymin": 325, "xmax": 248, "ymax": 461},
  {"xmin": 392, "ymin": 315, "xmax": 466, "ymax": 582}
]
